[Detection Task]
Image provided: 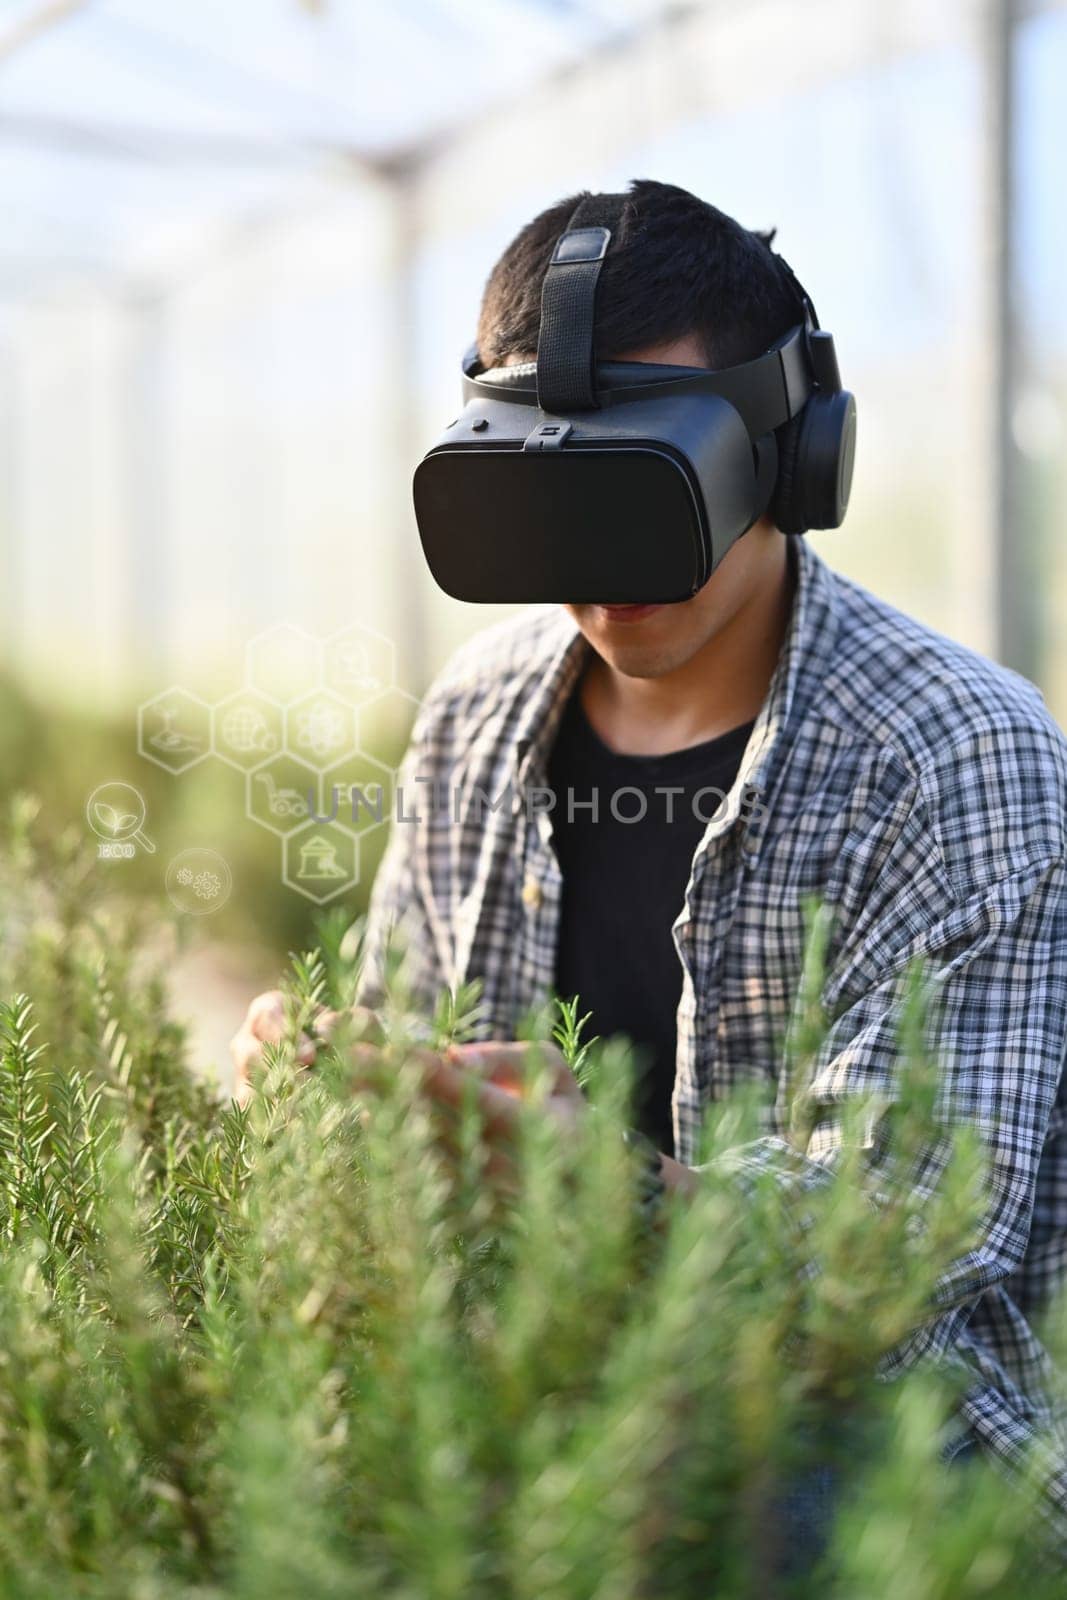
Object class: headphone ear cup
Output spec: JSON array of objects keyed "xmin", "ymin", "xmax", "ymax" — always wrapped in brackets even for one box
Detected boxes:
[
  {"xmin": 770, "ymin": 390, "xmax": 857, "ymax": 535},
  {"xmin": 802, "ymin": 390, "xmax": 857, "ymax": 530}
]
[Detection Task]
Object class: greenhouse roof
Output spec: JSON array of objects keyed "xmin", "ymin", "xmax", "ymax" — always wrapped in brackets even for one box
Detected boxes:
[{"xmin": 0, "ymin": 0, "xmax": 674, "ymax": 298}]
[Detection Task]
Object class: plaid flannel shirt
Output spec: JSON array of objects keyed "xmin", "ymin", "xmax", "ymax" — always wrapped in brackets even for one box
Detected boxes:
[{"xmin": 360, "ymin": 538, "xmax": 1067, "ymax": 1520}]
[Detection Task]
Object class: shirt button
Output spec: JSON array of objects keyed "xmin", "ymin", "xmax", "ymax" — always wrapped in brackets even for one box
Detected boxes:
[{"xmin": 521, "ymin": 876, "xmax": 543, "ymax": 910}]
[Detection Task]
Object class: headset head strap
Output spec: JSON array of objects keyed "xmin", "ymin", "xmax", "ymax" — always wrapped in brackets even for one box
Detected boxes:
[{"xmin": 536, "ymin": 192, "xmax": 628, "ymax": 413}]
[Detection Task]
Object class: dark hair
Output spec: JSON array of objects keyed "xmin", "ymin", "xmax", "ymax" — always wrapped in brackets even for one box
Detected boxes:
[{"xmin": 477, "ymin": 178, "xmax": 804, "ymax": 372}]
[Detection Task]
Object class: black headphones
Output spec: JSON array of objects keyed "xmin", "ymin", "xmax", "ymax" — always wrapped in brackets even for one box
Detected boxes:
[{"xmin": 764, "ymin": 249, "xmax": 857, "ymax": 535}]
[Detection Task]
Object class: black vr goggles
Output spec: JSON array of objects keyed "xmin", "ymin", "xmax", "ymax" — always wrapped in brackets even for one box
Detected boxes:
[{"xmin": 413, "ymin": 192, "xmax": 857, "ymax": 604}]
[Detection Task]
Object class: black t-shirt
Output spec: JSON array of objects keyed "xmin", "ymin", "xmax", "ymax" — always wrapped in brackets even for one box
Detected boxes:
[{"xmin": 547, "ymin": 690, "xmax": 754, "ymax": 1156}]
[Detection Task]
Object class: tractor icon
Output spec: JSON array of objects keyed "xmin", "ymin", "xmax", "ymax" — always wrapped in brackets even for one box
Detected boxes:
[{"xmin": 254, "ymin": 771, "xmax": 310, "ymax": 820}]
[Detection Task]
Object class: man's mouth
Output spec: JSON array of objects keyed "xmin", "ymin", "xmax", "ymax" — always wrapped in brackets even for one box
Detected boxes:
[{"xmin": 593, "ymin": 603, "xmax": 666, "ymax": 624}]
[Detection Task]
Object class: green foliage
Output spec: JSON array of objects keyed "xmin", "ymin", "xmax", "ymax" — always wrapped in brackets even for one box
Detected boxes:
[
  {"xmin": 0, "ymin": 799, "xmax": 1063, "ymax": 1597},
  {"xmin": 430, "ymin": 979, "xmax": 487, "ymax": 1051},
  {"xmin": 551, "ymin": 996, "xmax": 598, "ymax": 1090}
]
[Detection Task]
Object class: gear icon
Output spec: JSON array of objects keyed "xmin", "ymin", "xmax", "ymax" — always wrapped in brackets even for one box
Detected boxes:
[{"xmin": 165, "ymin": 849, "xmax": 232, "ymax": 916}]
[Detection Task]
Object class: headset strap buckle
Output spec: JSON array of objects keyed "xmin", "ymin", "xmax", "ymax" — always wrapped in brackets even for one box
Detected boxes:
[{"xmin": 523, "ymin": 420, "xmax": 573, "ymax": 452}]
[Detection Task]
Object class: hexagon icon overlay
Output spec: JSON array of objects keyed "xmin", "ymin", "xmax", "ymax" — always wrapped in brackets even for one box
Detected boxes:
[
  {"xmin": 322, "ymin": 624, "xmax": 396, "ymax": 708},
  {"xmin": 214, "ymin": 690, "xmax": 283, "ymax": 772},
  {"xmin": 283, "ymin": 820, "xmax": 360, "ymax": 905},
  {"xmin": 138, "ymin": 688, "xmax": 212, "ymax": 775},
  {"xmin": 247, "ymin": 755, "xmax": 321, "ymax": 837},
  {"xmin": 136, "ymin": 620, "xmax": 420, "ymax": 905},
  {"xmin": 321, "ymin": 749, "xmax": 393, "ymax": 837},
  {"xmin": 285, "ymin": 690, "xmax": 358, "ymax": 769},
  {"xmin": 245, "ymin": 623, "xmax": 322, "ymax": 704}
]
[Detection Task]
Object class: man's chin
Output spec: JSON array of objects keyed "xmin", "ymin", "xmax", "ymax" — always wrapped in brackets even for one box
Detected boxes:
[
  {"xmin": 583, "ymin": 635, "xmax": 694, "ymax": 680},
  {"xmin": 566, "ymin": 600, "xmax": 707, "ymax": 678}
]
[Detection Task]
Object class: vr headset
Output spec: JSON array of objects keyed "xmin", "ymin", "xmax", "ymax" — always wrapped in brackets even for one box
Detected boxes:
[{"xmin": 413, "ymin": 192, "xmax": 856, "ymax": 604}]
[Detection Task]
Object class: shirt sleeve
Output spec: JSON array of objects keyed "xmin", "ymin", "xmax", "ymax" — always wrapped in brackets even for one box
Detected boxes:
[
  {"xmin": 356, "ymin": 708, "xmax": 448, "ymax": 1016},
  {"xmin": 702, "ymin": 854, "xmax": 1067, "ymax": 1380}
]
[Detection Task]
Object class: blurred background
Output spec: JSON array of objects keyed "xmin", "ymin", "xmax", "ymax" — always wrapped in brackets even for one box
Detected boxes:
[{"xmin": 0, "ymin": 0, "xmax": 1064, "ymax": 1080}]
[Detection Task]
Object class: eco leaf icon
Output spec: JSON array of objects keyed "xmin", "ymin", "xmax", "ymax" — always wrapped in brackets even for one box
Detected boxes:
[{"xmin": 93, "ymin": 802, "xmax": 137, "ymax": 836}]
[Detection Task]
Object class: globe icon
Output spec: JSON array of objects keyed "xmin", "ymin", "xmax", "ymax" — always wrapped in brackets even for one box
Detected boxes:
[{"xmin": 221, "ymin": 704, "xmax": 276, "ymax": 755}]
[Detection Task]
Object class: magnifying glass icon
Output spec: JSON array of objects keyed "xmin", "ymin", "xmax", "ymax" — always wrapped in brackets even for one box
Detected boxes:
[{"xmin": 86, "ymin": 781, "xmax": 156, "ymax": 854}]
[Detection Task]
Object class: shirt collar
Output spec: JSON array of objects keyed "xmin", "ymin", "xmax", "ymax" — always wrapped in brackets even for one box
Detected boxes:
[
  {"xmin": 511, "ymin": 538, "xmax": 841, "ymax": 848},
  {"xmin": 732, "ymin": 537, "xmax": 841, "ymax": 863}
]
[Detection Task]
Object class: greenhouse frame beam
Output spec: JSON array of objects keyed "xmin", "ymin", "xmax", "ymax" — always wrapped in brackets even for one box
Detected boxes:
[
  {"xmin": 123, "ymin": 293, "xmax": 172, "ymax": 681},
  {"xmin": 0, "ymin": 112, "xmax": 395, "ymax": 177},
  {"xmin": 985, "ymin": 0, "xmax": 1028, "ymax": 675},
  {"xmin": 384, "ymin": 170, "xmax": 430, "ymax": 690}
]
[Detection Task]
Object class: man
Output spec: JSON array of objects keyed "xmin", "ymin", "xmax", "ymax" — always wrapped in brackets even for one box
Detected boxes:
[{"xmin": 233, "ymin": 181, "xmax": 1067, "ymax": 1539}]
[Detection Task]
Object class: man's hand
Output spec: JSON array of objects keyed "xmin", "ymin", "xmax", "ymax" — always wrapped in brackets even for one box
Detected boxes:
[
  {"xmin": 430, "ymin": 1045, "xmax": 694, "ymax": 1203},
  {"xmin": 229, "ymin": 989, "xmax": 380, "ymax": 1107},
  {"xmin": 446, "ymin": 1039, "xmax": 580, "ymax": 1090},
  {"xmin": 230, "ymin": 1002, "xmax": 693, "ymax": 1210},
  {"xmin": 338, "ymin": 1034, "xmax": 588, "ymax": 1198},
  {"xmin": 230, "ymin": 994, "xmax": 591, "ymax": 1183},
  {"xmin": 375, "ymin": 1040, "xmax": 587, "ymax": 1198}
]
